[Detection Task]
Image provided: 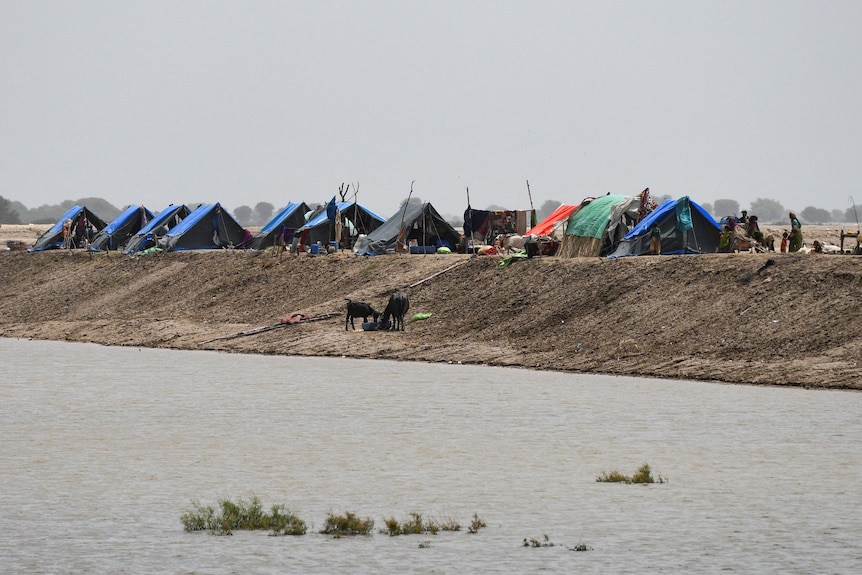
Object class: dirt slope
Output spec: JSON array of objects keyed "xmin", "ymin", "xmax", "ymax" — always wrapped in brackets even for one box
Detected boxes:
[{"xmin": 1, "ymin": 248, "xmax": 861, "ymax": 389}]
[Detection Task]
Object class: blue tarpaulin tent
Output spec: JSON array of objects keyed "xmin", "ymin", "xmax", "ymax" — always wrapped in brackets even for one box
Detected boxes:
[
  {"xmin": 608, "ymin": 197, "xmax": 721, "ymax": 257},
  {"xmin": 298, "ymin": 201, "xmax": 385, "ymax": 247},
  {"xmin": 123, "ymin": 204, "xmax": 191, "ymax": 254},
  {"xmin": 89, "ymin": 205, "xmax": 154, "ymax": 251},
  {"xmin": 158, "ymin": 203, "xmax": 246, "ymax": 251},
  {"xmin": 29, "ymin": 205, "xmax": 107, "ymax": 252},
  {"xmin": 251, "ymin": 202, "xmax": 310, "ymax": 250}
]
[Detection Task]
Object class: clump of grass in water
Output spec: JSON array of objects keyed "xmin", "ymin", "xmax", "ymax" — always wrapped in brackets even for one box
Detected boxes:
[
  {"xmin": 595, "ymin": 469, "xmax": 630, "ymax": 483},
  {"xmin": 524, "ymin": 534, "xmax": 555, "ymax": 548},
  {"xmin": 320, "ymin": 511, "xmax": 375, "ymax": 537},
  {"xmin": 467, "ymin": 513, "xmax": 487, "ymax": 534},
  {"xmin": 269, "ymin": 505, "xmax": 308, "ymax": 536},
  {"xmin": 568, "ymin": 541, "xmax": 593, "ymax": 552},
  {"xmin": 596, "ymin": 463, "xmax": 665, "ymax": 484},
  {"xmin": 180, "ymin": 496, "xmax": 306, "ymax": 536},
  {"xmin": 383, "ymin": 512, "xmax": 459, "ymax": 536}
]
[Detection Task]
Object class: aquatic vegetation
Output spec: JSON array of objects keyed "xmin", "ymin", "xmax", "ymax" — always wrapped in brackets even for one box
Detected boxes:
[
  {"xmin": 568, "ymin": 541, "xmax": 594, "ymax": 552},
  {"xmin": 467, "ymin": 513, "xmax": 487, "ymax": 534},
  {"xmin": 595, "ymin": 469, "xmax": 631, "ymax": 483},
  {"xmin": 382, "ymin": 512, "xmax": 462, "ymax": 536},
  {"xmin": 320, "ymin": 511, "xmax": 375, "ymax": 536},
  {"xmin": 269, "ymin": 505, "xmax": 308, "ymax": 536},
  {"xmin": 180, "ymin": 496, "xmax": 306, "ymax": 536},
  {"xmin": 418, "ymin": 540, "xmax": 432, "ymax": 548},
  {"xmin": 596, "ymin": 463, "xmax": 665, "ymax": 484},
  {"xmin": 524, "ymin": 534, "xmax": 555, "ymax": 547}
]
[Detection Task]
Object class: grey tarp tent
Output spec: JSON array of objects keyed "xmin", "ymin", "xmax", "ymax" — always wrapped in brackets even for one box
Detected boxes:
[{"xmin": 353, "ymin": 201, "xmax": 460, "ymax": 255}]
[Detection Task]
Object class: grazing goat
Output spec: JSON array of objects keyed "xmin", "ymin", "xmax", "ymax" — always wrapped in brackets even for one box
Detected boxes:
[
  {"xmin": 496, "ymin": 234, "xmax": 525, "ymax": 254},
  {"xmin": 380, "ymin": 291, "xmax": 410, "ymax": 331},
  {"xmin": 345, "ymin": 299, "xmax": 379, "ymax": 331}
]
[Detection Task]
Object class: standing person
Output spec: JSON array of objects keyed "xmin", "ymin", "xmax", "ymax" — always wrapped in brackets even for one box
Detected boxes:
[
  {"xmin": 649, "ymin": 225, "xmax": 662, "ymax": 255},
  {"xmin": 788, "ymin": 212, "xmax": 803, "ymax": 252},
  {"xmin": 62, "ymin": 219, "xmax": 73, "ymax": 249},
  {"xmin": 780, "ymin": 231, "xmax": 789, "ymax": 253}
]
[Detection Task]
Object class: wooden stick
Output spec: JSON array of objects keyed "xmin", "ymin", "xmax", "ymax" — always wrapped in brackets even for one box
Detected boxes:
[
  {"xmin": 200, "ymin": 312, "xmax": 338, "ymax": 344},
  {"xmin": 408, "ymin": 258, "xmax": 469, "ymax": 288}
]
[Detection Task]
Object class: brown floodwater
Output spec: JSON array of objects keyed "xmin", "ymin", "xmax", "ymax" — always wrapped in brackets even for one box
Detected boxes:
[{"xmin": 1, "ymin": 338, "xmax": 860, "ymax": 574}]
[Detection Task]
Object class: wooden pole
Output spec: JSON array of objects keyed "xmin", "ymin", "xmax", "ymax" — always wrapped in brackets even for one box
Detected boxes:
[
  {"xmin": 409, "ymin": 258, "xmax": 469, "ymax": 288},
  {"xmin": 397, "ymin": 181, "xmax": 414, "ymax": 253}
]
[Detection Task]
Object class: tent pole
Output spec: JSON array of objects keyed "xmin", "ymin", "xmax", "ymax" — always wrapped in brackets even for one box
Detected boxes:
[{"xmin": 398, "ymin": 181, "xmax": 414, "ymax": 254}]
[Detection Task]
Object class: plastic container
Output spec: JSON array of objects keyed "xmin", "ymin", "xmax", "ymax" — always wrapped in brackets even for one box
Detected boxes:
[{"xmin": 309, "ymin": 244, "xmax": 320, "ymax": 255}]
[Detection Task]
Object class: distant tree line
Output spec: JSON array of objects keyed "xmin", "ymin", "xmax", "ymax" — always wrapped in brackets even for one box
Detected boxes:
[{"xmin": 2, "ymin": 194, "xmax": 860, "ymax": 227}]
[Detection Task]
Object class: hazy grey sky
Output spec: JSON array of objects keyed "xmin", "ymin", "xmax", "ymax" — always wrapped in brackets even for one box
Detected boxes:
[{"xmin": 3, "ymin": 0, "xmax": 861, "ymax": 218}]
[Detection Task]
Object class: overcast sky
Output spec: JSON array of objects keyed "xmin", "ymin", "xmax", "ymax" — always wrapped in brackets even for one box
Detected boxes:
[{"xmin": 3, "ymin": 0, "xmax": 861, "ymax": 219}]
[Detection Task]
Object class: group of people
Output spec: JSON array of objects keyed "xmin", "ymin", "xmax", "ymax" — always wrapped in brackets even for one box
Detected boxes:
[
  {"xmin": 61, "ymin": 217, "xmax": 95, "ymax": 249},
  {"xmin": 718, "ymin": 210, "xmax": 804, "ymax": 253}
]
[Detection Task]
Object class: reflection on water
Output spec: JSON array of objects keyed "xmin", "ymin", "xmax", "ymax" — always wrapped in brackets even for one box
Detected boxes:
[{"xmin": 1, "ymin": 338, "xmax": 861, "ymax": 574}]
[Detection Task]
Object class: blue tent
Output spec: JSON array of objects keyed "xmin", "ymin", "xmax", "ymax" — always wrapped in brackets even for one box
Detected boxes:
[
  {"xmin": 29, "ymin": 205, "xmax": 107, "ymax": 252},
  {"xmin": 608, "ymin": 197, "xmax": 721, "ymax": 257},
  {"xmin": 89, "ymin": 205, "xmax": 154, "ymax": 251},
  {"xmin": 251, "ymin": 202, "xmax": 310, "ymax": 250},
  {"xmin": 158, "ymin": 203, "xmax": 246, "ymax": 251},
  {"xmin": 298, "ymin": 201, "xmax": 385, "ymax": 247},
  {"xmin": 123, "ymin": 204, "xmax": 191, "ymax": 254}
]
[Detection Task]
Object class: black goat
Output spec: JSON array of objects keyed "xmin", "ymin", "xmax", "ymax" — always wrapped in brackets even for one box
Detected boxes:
[
  {"xmin": 380, "ymin": 291, "xmax": 410, "ymax": 331},
  {"xmin": 345, "ymin": 299, "xmax": 379, "ymax": 331}
]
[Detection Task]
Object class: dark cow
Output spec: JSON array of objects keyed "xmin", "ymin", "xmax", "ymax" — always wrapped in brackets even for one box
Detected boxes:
[
  {"xmin": 381, "ymin": 291, "xmax": 410, "ymax": 331},
  {"xmin": 345, "ymin": 299, "xmax": 379, "ymax": 331}
]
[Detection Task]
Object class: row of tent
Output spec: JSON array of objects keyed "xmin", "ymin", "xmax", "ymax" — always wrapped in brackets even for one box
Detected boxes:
[
  {"xmin": 28, "ymin": 200, "xmax": 434, "ymax": 255},
  {"xmin": 29, "ymin": 193, "xmax": 723, "ymax": 258}
]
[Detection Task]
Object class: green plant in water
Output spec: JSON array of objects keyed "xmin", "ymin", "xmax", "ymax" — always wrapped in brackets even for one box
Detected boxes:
[
  {"xmin": 320, "ymin": 511, "xmax": 374, "ymax": 536},
  {"xmin": 180, "ymin": 496, "xmax": 306, "ymax": 536},
  {"xmin": 269, "ymin": 504, "xmax": 307, "ymax": 536},
  {"xmin": 568, "ymin": 542, "xmax": 593, "ymax": 552},
  {"xmin": 596, "ymin": 463, "xmax": 665, "ymax": 484},
  {"xmin": 631, "ymin": 463, "xmax": 655, "ymax": 484},
  {"xmin": 596, "ymin": 469, "xmax": 631, "ymax": 483},
  {"xmin": 467, "ymin": 513, "xmax": 486, "ymax": 534},
  {"xmin": 181, "ymin": 501, "xmax": 216, "ymax": 532},
  {"xmin": 523, "ymin": 534, "xmax": 554, "ymax": 548},
  {"xmin": 382, "ymin": 512, "xmax": 450, "ymax": 536},
  {"xmin": 437, "ymin": 515, "xmax": 461, "ymax": 532}
]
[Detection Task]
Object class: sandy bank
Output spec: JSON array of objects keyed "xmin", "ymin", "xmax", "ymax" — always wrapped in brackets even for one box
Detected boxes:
[{"xmin": 1, "ymin": 248, "xmax": 861, "ymax": 389}]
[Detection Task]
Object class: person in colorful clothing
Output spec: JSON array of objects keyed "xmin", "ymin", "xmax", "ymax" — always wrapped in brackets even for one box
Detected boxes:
[{"xmin": 788, "ymin": 212, "xmax": 803, "ymax": 252}]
